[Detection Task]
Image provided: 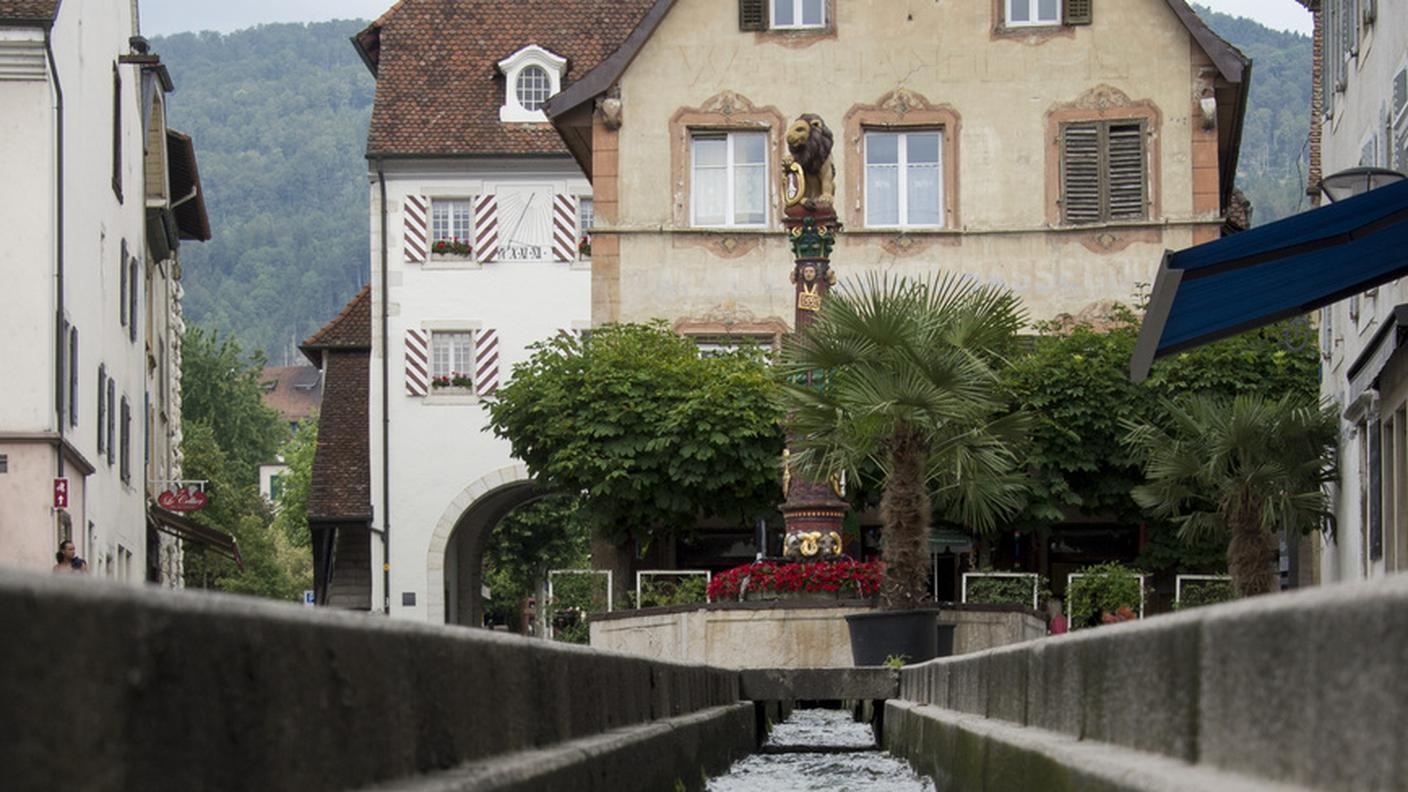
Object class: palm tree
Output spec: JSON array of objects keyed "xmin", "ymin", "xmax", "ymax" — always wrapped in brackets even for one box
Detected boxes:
[
  {"xmin": 779, "ymin": 273, "xmax": 1028, "ymax": 610},
  {"xmin": 1124, "ymin": 393, "xmax": 1338, "ymax": 597}
]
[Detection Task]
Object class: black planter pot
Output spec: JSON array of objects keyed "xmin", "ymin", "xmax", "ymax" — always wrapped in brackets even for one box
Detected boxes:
[{"xmin": 845, "ymin": 608, "xmax": 955, "ymax": 666}]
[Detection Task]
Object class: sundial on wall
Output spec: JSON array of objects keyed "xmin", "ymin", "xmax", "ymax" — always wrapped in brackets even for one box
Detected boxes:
[{"xmin": 494, "ymin": 185, "xmax": 552, "ymax": 262}]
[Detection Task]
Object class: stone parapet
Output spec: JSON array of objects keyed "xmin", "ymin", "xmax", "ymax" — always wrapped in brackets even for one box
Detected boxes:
[
  {"xmin": 0, "ymin": 571, "xmax": 747, "ymax": 792},
  {"xmin": 890, "ymin": 574, "xmax": 1408, "ymax": 791}
]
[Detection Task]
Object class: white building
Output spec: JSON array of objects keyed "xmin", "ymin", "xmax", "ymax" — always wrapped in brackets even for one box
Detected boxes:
[
  {"xmin": 0, "ymin": 0, "xmax": 219, "ymax": 582},
  {"xmin": 1317, "ymin": 0, "xmax": 1408, "ymax": 582},
  {"xmin": 335, "ymin": 1, "xmax": 648, "ymax": 621}
]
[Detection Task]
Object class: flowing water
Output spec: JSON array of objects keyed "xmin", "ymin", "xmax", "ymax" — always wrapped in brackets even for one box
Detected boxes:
[{"xmin": 706, "ymin": 709, "xmax": 936, "ymax": 792}]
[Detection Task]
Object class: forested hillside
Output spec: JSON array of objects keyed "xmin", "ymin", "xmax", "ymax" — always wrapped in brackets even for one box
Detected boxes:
[
  {"xmin": 157, "ymin": 12, "xmax": 1310, "ymax": 357},
  {"xmin": 155, "ymin": 21, "xmax": 373, "ymax": 363},
  {"xmin": 1195, "ymin": 6, "xmax": 1314, "ymax": 225}
]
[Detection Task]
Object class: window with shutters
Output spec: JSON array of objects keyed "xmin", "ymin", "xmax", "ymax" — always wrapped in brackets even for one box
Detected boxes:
[
  {"xmin": 106, "ymin": 379, "xmax": 115, "ymax": 466},
  {"xmin": 112, "ymin": 64, "xmax": 123, "ymax": 203},
  {"xmin": 430, "ymin": 331, "xmax": 475, "ymax": 391},
  {"xmin": 739, "ymin": 0, "xmax": 767, "ymax": 31},
  {"xmin": 119, "ymin": 242, "xmax": 128, "ymax": 329},
  {"xmin": 691, "ymin": 131, "xmax": 768, "ymax": 228},
  {"xmin": 1059, "ymin": 120, "xmax": 1147, "ymax": 225},
  {"xmin": 128, "ymin": 257, "xmax": 138, "ymax": 343},
  {"xmin": 772, "ymin": 0, "xmax": 824, "ymax": 29},
  {"xmin": 578, "ymin": 198, "xmax": 594, "ymax": 260},
  {"xmin": 120, "ymin": 396, "xmax": 131, "ymax": 484},
  {"xmin": 97, "ymin": 366, "xmax": 107, "ymax": 454},
  {"xmin": 430, "ymin": 199, "xmax": 473, "ymax": 257},
  {"xmin": 1006, "ymin": 0, "xmax": 1061, "ymax": 27},
  {"xmin": 68, "ymin": 327, "xmax": 78, "ymax": 428},
  {"xmin": 864, "ymin": 130, "xmax": 943, "ymax": 228}
]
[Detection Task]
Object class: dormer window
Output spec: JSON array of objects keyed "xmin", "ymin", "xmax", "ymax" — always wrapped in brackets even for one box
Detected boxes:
[{"xmin": 498, "ymin": 45, "xmax": 566, "ymax": 123}]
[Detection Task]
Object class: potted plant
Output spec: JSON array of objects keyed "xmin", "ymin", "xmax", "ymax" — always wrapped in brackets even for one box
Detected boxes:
[{"xmin": 779, "ymin": 273, "xmax": 1027, "ymax": 665}]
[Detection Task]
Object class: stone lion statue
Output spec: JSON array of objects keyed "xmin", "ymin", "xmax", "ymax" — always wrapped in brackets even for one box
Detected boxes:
[{"xmin": 781, "ymin": 114, "xmax": 835, "ymax": 209}]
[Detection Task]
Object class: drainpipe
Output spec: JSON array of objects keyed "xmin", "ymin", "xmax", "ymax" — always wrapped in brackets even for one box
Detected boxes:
[
  {"xmin": 45, "ymin": 29, "xmax": 65, "ymax": 480},
  {"xmin": 376, "ymin": 158, "xmax": 391, "ymax": 615}
]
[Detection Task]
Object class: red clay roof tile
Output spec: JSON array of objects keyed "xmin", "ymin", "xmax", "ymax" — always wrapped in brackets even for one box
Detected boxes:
[{"xmin": 361, "ymin": 0, "xmax": 655, "ymax": 157}]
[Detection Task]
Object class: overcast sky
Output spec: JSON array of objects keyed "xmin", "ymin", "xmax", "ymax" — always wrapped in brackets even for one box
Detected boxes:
[{"xmin": 141, "ymin": 0, "xmax": 1313, "ymax": 38}]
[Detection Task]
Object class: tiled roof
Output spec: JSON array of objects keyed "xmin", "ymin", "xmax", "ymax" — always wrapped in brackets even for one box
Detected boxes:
[
  {"xmin": 259, "ymin": 365, "xmax": 323, "ymax": 426},
  {"xmin": 301, "ymin": 284, "xmax": 371, "ymax": 355},
  {"xmin": 305, "ymin": 286, "xmax": 372, "ymax": 521},
  {"xmin": 0, "ymin": 0, "xmax": 59, "ymax": 24},
  {"xmin": 308, "ymin": 350, "xmax": 371, "ymax": 521},
  {"xmin": 359, "ymin": 0, "xmax": 656, "ymax": 157}
]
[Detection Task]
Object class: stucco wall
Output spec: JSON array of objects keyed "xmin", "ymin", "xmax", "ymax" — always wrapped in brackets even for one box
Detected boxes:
[
  {"xmin": 600, "ymin": 0, "xmax": 1222, "ymax": 327},
  {"xmin": 367, "ymin": 159, "xmax": 591, "ymax": 620},
  {"xmin": 590, "ymin": 603, "xmax": 1046, "ymax": 668},
  {"xmin": 1318, "ymin": 7, "xmax": 1408, "ymax": 584}
]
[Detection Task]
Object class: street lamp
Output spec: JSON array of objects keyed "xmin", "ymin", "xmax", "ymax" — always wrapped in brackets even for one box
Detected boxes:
[{"xmin": 1317, "ymin": 166, "xmax": 1407, "ymax": 203}]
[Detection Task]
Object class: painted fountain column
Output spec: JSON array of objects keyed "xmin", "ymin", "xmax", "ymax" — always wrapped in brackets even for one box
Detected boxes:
[{"xmin": 778, "ymin": 114, "xmax": 849, "ymax": 561}]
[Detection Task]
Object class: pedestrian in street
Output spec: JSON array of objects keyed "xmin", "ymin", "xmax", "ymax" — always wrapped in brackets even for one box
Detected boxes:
[
  {"xmin": 1046, "ymin": 598, "xmax": 1068, "ymax": 635},
  {"xmin": 53, "ymin": 540, "xmax": 87, "ymax": 573}
]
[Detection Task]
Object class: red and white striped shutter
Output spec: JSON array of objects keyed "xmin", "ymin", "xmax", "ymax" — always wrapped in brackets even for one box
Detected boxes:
[
  {"xmin": 473, "ymin": 194, "xmax": 499, "ymax": 263},
  {"xmin": 405, "ymin": 329, "xmax": 429, "ymax": 396},
  {"xmin": 403, "ymin": 195, "xmax": 428, "ymax": 263},
  {"xmin": 552, "ymin": 194, "xmax": 578, "ymax": 262},
  {"xmin": 474, "ymin": 329, "xmax": 500, "ymax": 396}
]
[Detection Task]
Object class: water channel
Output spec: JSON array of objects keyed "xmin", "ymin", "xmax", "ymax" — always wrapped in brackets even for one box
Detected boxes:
[{"xmin": 706, "ymin": 709, "xmax": 936, "ymax": 791}]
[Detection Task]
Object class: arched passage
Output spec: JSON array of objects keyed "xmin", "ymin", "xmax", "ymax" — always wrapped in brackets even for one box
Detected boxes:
[{"xmin": 426, "ymin": 465, "xmax": 547, "ymax": 626}]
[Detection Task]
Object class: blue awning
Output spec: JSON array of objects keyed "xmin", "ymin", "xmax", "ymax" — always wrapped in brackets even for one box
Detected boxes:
[{"xmin": 1131, "ymin": 178, "xmax": 1408, "ymax": 382}]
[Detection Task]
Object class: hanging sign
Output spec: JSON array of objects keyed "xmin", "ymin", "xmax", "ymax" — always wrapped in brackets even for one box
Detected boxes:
[
  {"xmin": 157, "ymin": 483, "xmax": 209, "ymax": 512},
  {"xmin": 53, "ymin": 478, "xmax": 69, "ymax": 509}
]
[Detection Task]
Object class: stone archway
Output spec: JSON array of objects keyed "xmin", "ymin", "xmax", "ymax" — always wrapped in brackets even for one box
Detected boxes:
[{"xmin": 426, "ymin": 465, "xmax": 546, "ymax": 626}]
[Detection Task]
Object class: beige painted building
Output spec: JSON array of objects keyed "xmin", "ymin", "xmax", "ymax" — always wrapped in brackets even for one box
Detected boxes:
[{"xmin": 548, "ymin": 0, "xmax": 1250, "ymax": 336}]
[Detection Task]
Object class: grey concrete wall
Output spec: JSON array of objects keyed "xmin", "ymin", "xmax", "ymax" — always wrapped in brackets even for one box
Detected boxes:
[
  {"xmin": 0, "ymin": 571, "xmax": 749, "ymax": 792},
  {"xmin": 890, "ymin": 574, "xmax": 1408, "ymax": 791},
  {"xmin": 591, "ymin": 602, "xmax": 1046, "ymax": 667}
]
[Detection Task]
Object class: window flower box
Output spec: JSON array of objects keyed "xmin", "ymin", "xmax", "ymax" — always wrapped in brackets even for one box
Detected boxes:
[
  {"xmin": 578, "ymin": 233, "xmax": 591, "ymax": 259},
  {"xmin": 431, "ymin": 238, "xmax": 474, "ymax": 260},
  {"xmin": 431, "ymin": 372, "xmax": 474, "ymax": 391}
]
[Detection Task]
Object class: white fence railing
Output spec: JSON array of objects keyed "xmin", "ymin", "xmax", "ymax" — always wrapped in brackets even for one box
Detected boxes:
[{"xmin": 960, "ymin": 572, "xmax": 1040, "ymax": 610}]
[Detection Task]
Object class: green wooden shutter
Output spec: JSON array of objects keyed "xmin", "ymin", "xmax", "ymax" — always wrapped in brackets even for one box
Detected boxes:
[
  {"xmin": 1106, "ymin": 122, "xmax": 1147, "ymax": 221},
  {"xmin": 739, "ymin": 0, "xmax": 767, "ymax": 31},
  {"xmin": 1064, "ymin": 0, "xmax": 1092, "ymax": 26},
  {"xmin": 1060, "ymin": 123, "xmax": 1102, "ymax": 225}
]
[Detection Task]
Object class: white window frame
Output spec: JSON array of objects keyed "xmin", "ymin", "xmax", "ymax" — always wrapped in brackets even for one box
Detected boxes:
[
  {"xmin": 690, "ymin": 130, "xmax": 769, "ymax": 229},
  {"xmin": 1005, "ymin": 0, "xmax": 1062, "ymax": 27},
  {"xmin": 430, "ymin": 198, "xmax": 473, "ymax": 246},
  {"xmin": 864, "ymin": 129, "xmax": 944, "ymax": 229},
  {"xmin": 497, "ymin": 45, "xmax": 567, "ymax": 123},
  {"xmin": 770, "ymin": 0, "xmax": 826, "ymax": 30},
  {"xmin": 577, "ymin": 197, "xmax": 594, "ymax": 260},
  {"xmin": 429, "ymin": 330, "xmax": 475, "ymax": 392}
]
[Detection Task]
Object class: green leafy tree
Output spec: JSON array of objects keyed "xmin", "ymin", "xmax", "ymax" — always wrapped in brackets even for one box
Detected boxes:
[
  {"xmin": 482, "ymin": 495, "xmax": 591, "ymax": 632},
  {"xmin": 1002, "ymin": 310, "xmax": 1319, "ymax": 576},
  {"xmin": 180, "ymin": 422, "xmax": 311, "ymax": 599},
  {"xmin": 273, "ymin": 418, "xmax": 317, "ymax": 548},
  {"xmin": 780, "ymin": 273, "xmax": 1028, "ymax": 610},
  {"xmin": 179, "ymin": 325, "xmax": 307, "ymax": 599},
  {"xmin": 487, "ymin": 323, "xmax": 784, "ymax": 547},
  {"xmin": 181, "ymin": 326, "xmax": 288, "ymax": 486},
  {"xmin": 1124, "ymin": 393, "xmax": 1337, "ymax": 597}
]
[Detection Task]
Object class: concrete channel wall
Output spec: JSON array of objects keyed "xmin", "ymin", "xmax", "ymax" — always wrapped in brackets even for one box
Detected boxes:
[
  {"xmin": 591, "ymin": 601, "xmax": 1046, "ymax": 667},
  {"xmin": 0, "ymin": 571, "xmax": 753, "ymax": 792},
  {"xmin": 886, "ymin": 574, "xmax": 1408, "ymax": 792}
]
